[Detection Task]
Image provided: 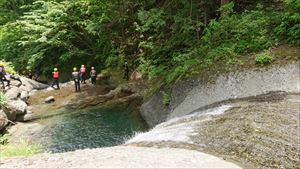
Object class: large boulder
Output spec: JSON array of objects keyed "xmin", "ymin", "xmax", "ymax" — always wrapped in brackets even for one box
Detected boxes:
[
  {"xmin": 16, "ymin": 113, "xmax": 35, "ymax": 122},
  {"xmin": 4, "ymin": 87, "xmax": 21, "ymax": 100},
  {"xmin": 20, "ymin": 91, "xmax": 29, "ymax": 101},
  {"xmin": 19, "ymin": 77, "xmax": 48, "ymax": 92},
  {"xmin": 7, "ymin": 99, "xmax": 27, "ymax": 115},
  {"xmin": 45, "ymin": 96, "xmax": 55, "ymax": 103},
  {"xmin": 0, "ymin": 110, "xmax": 8, "ymax": 130}
]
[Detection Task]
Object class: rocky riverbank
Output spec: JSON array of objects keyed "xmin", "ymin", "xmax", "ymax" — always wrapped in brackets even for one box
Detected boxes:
[{"xmin": 0, "ymin": 77, "xmax": 48, "ymax": 131}]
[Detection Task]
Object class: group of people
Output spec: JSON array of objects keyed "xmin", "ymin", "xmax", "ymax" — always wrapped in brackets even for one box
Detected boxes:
[
  {"xmin": 0, "ymin": 63, "xmax": 22, "ymax": 89},
  {"xmin": 51, "ymin": 65, "xmax": 97, "ymax": 92}
]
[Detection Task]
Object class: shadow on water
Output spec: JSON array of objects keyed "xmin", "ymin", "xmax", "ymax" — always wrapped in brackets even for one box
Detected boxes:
[{"xmin": 35, "ymin": 106, "xmax": 148, "ymax": 153}]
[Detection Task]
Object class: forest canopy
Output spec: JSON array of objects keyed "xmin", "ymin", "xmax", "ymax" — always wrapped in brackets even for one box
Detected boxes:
[{"xmin": 0, "ymin": 0, "xmax": 299, "ymax": 82}]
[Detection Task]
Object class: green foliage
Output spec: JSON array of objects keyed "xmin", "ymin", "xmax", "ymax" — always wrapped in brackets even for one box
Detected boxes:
[
  {"xmin": 161, "ymin": 91, "xmax": 171, "ymax": 106},
  {"xmin": 0, "ymin": 92, "xmax": 7, "ymax": 109},
  {"xmin": 0, "ymin": 134, "xmax": 9, "ymax": 145},
  {"xmin": 0, "ymin": 0, "xmax": 298, "ymax": 84},
  {"xmin": 255, "ymin": 50, "xmax": 274, "ymax": 65},
  {"xmin": 275, "ymin": 0, "xmax": 300, "ymax": 45},
  {"xmin": 0, "ymin": 60, "xmax": 16, "ymax": 74},
  {"xmin": 0, "ymin": 139, "xmax": 43, "ymax": 157}
]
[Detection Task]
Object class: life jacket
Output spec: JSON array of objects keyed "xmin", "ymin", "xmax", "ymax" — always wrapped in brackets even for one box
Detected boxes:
[
  {"xmin": 72, "ymin": 72, "xmax": 79, "ymax": 81},
  {"xmin": 53, "ymin": 71, "xmax": 59, "ymax": 78},
  {"xmin": 90, "ymin": 70, "xmax": 96, "ymax": 77},
  {"xmin": 80, "ymin": 67, "xmax": 86, "ymax": 73}
]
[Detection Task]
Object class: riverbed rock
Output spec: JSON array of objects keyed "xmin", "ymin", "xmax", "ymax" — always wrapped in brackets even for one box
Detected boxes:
[
  {"xmin": 45, "ymin": 96, "xmax": 55, "ymax": 103},
  {"xmin": 16, "ymin": 113, "xmax": 35, "ymax": 122},
  {"xmin": 46, "ymin": 87, "xmax": 54, "ymax": 91},
  {"xmin": 4, "ymin": 87, "xmax": 21, "ymax": 100},
  {"xmin": 0, "ymin": 110, "xmax": 8, "ymax": 130},
  {"xmin": 29, "ymin": 89, "xmax": 38, "ymax": 96},
  {"xmin": 7, "ymin": 122, "xmax": 47, "ymax": 144},
  {"xmin": 10, "ymin": 80, "xmax": 22, "ymax": 87},
  {"xmin": 20, "ymin": 91, "xmax": 29, "ymax": 101},
  {"xmin": 7, "ymin": 99, "xmax": 27, "ymax": 115},
  {"xmin": 20, "ymin": 77, "xmax": 48, "ymax": 90}
]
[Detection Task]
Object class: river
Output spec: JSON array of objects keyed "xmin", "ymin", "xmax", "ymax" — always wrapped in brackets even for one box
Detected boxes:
[{"xmin": 33, "ymin": 106, "xmax": 147, "ymax": 153}]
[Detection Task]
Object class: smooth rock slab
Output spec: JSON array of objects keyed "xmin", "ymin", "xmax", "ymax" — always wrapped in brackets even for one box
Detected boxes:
[{"xmin": 0, "ymin": 146, "xmax": 241, "ymax": 169}]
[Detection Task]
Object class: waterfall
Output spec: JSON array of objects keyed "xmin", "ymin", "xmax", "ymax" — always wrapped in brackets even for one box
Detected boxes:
[{"xmin": 126, "ymin": 105, "xmax": 232, "ymax": 144}]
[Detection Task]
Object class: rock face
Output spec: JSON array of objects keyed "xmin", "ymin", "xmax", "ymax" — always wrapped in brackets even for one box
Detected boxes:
[
  {"xmin": 140, "ymin": 92, "xmax": 170, "ymax": 128},
  {"xmin": 141, "ymin": 62, "xmax": 300, "ymax": 127},
  {"xmin": 44, "ymin": 96, "xmax": 55, "ymax": 103},
  {"xmin": 0, "ymin": 110, "xmax": 8, "ymax": 131}
]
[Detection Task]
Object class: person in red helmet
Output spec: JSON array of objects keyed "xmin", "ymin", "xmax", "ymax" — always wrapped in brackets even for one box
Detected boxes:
[
  {"xmin": 51, "ymin": 68, "xmax": 60, "ymax": 89},
  {"xmin": 90, "ymin": 66, "xmax": 97, "ymax": 85},
  {"xmin": 80, "ymin": 65, "xmax": 86, "ymax": 84}
]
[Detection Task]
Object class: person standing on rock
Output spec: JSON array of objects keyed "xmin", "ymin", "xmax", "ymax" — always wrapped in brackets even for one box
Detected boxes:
[
  {"xmin": 51, "ymin": 68, "xmax": 60, "ymax": 90},
  {"xmin": 80, "ymin": 65, "xmax": 87, "ymax": 84},
  {"xmin": 72, "ymin": 67, "xmax": 81, "ymax": 92},
  {"xmin": 123, "ymin": 60, "xmax": 129, "ymax": 81},
  {"xmin": 0, "ymin": 63, "xmax": 10, "ymax": 89},
  {"xmin": 90, "ymin": 67, "xmax": 97, "ymax": 85}
]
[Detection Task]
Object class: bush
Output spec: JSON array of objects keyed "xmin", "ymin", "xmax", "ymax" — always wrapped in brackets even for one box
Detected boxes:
[
  {"xmin": 0, "ymin": 60, "xmax": 16, "ymax": 74},
  {"xmin": 0, "ymin": 134, "xmax": 9, "ymax": 145},
  {"xmin": 0, "ymin": 139, "xmax": 43, "ymax": 157},
  {"xmin": 255, "ymin": 50, "xmax": 274, "ymax": 65},
  {"xmin": 161, "ymin": 91, "xmax": 171, "ymax": 106}
]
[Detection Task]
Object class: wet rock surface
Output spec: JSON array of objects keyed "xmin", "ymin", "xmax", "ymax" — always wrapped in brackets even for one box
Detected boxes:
[{"xmin": 128, "ymin": 93, "xmax": 300, "ymax": 169}]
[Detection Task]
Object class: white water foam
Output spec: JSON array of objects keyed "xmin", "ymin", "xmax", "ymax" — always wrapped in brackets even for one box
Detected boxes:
[{"xmin": 126, "ymin": 105, "xmax": 232, "ymax": 144}]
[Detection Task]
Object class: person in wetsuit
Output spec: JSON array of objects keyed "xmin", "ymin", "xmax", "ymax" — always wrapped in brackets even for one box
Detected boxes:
[
  {"xmin": 90, "ymin": 67, "xmax": 97, "ymax": 85},
  {"xmin": 123, "ymin": 60, "xmax": 129, "ymax": 81},
  {"xmin": 80, "ymin": 65, "xmax": 87, "ymax": 84},
  {"xmin": 0, "ymin": 64, "xmax": 10, "ymax": 89},
  {"xmin": 72, "ymin": 67, "xmax": 81, "ymax": 92}
]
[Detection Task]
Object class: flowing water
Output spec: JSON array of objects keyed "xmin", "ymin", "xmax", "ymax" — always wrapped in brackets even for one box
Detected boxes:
[{"xmin": 34, "ymin": 106, "xmax": 147, "ymax": 153}]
